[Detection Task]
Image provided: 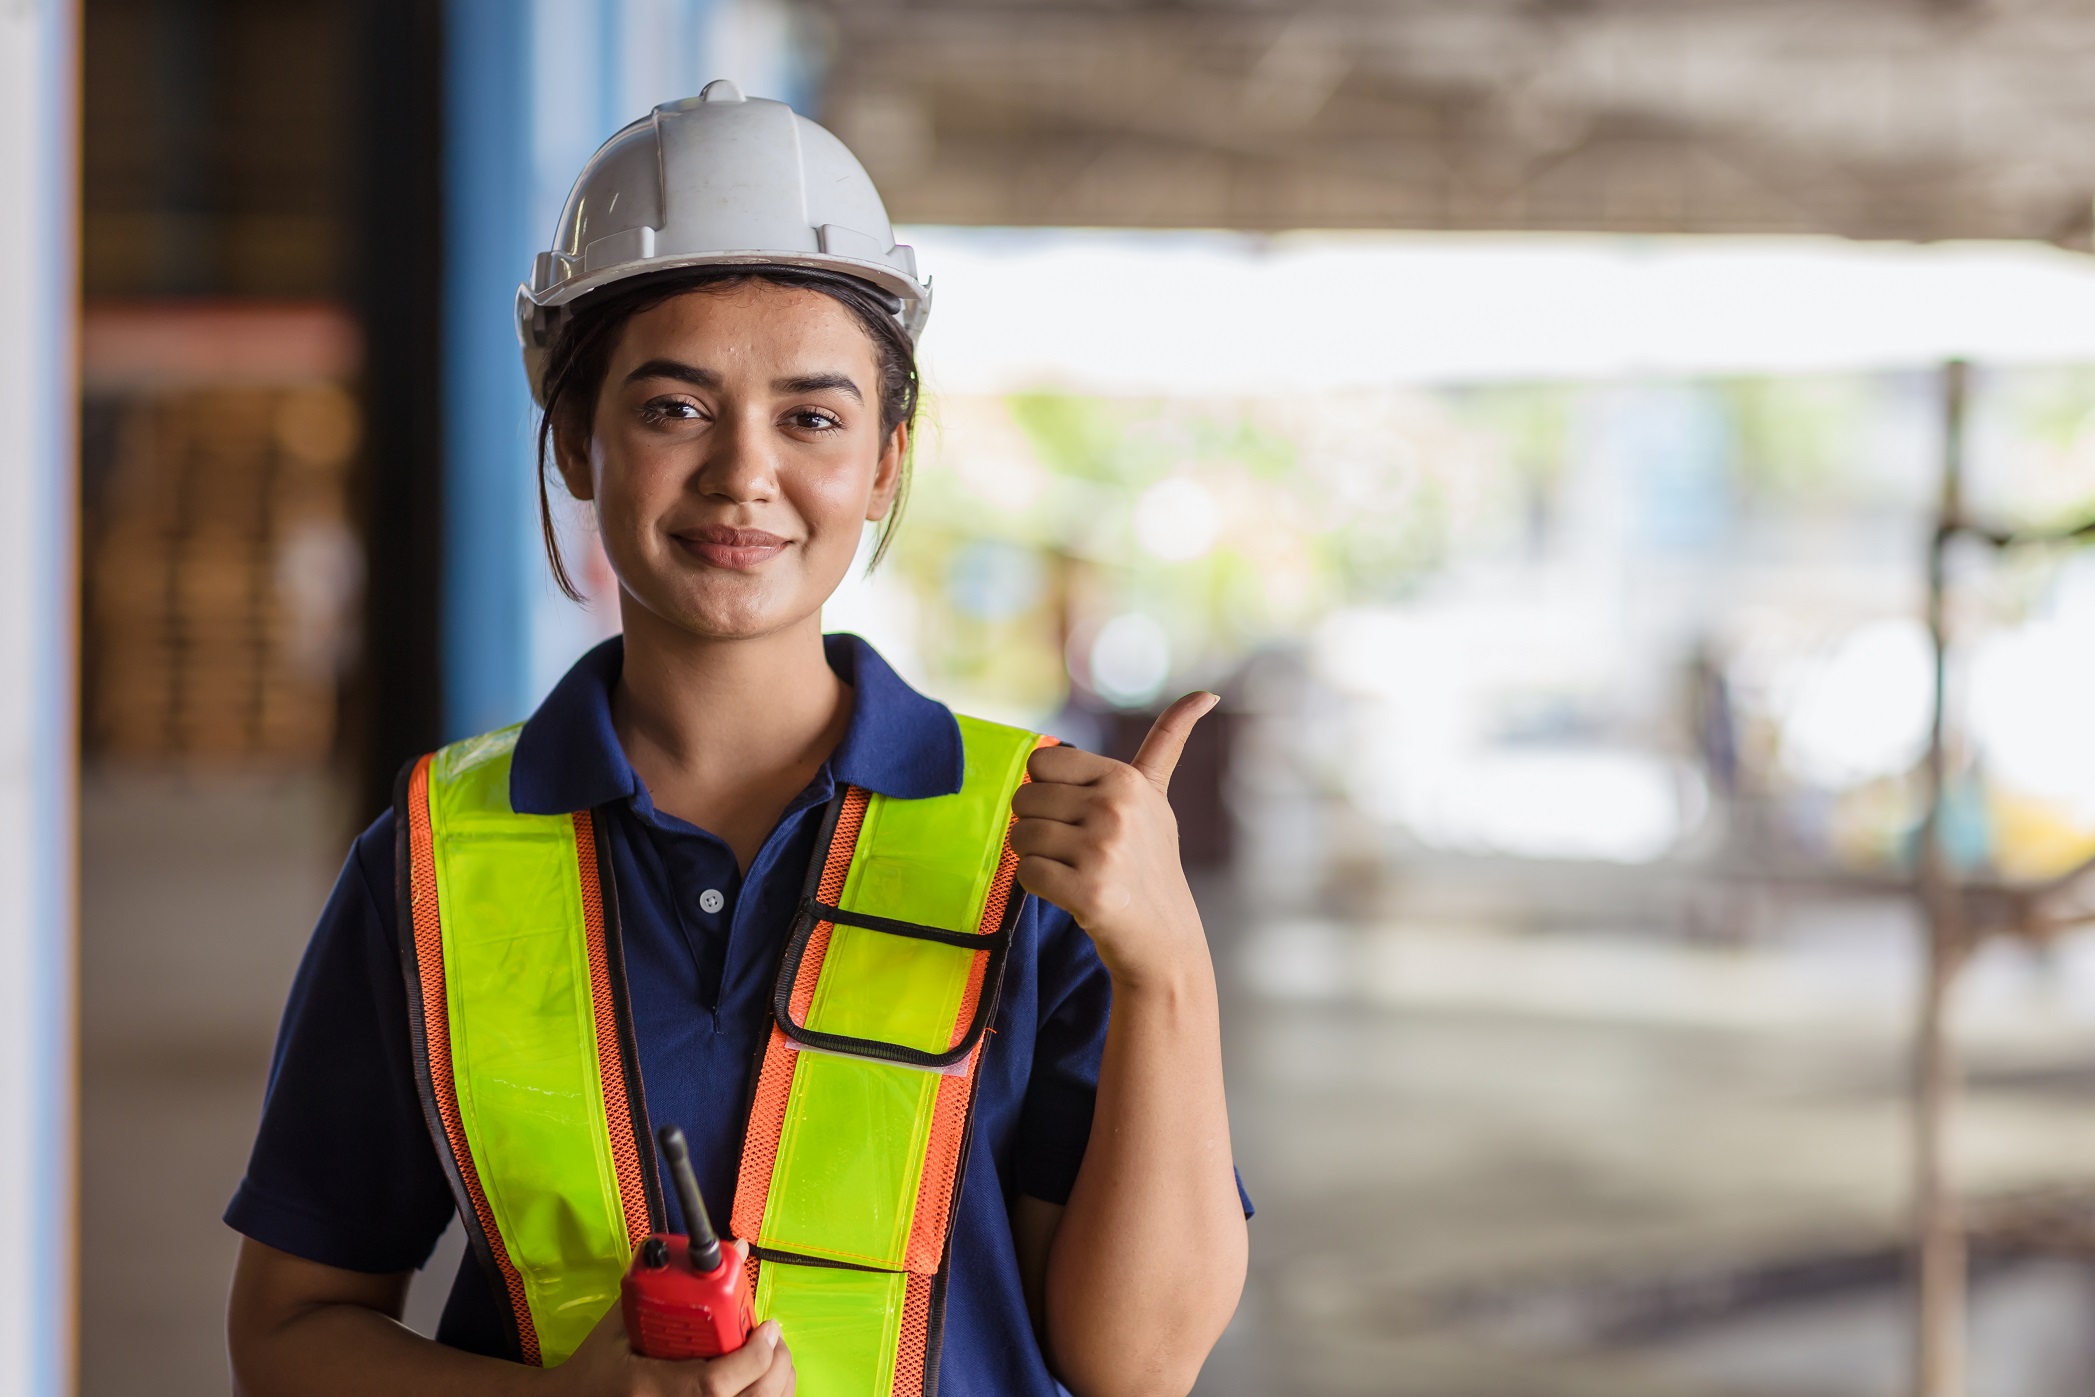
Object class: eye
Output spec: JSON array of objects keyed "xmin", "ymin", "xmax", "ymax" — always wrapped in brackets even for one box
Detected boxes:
[
  {"xmin": 785, "ymin": 407, "xmax": 844, "ymax": 432},
  {"xmin": 638, "ymin": 395, "xmax": 704, "ymax": 425}
]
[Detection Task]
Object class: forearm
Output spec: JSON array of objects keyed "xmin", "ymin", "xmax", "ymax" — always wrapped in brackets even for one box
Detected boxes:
[
  {"xmin": 229, "ymin": 1236, "xmax": 793, "ymax": 1397},
  {"xmin": 229, "ymin": 1239, "xmax": 543, "ymax": 1397},
  {"xmin": 1044, "ymin": 956, "xmax": 1247, "ymax": 1397},
  {"xmin": 232, "ymin": 1300, "xmax": 541, "ymax": 1397}
]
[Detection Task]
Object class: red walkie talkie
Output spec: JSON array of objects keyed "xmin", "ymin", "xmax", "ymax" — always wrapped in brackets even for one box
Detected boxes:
[{"xmin": 621, "ymin": 1124, "xmax": 755, "ymax": 1360}]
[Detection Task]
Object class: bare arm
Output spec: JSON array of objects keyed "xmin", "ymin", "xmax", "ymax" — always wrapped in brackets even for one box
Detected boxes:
[
  {"xmin": 228, "ymin": 1237, "xmax": 793, "ymax": 1397},
  {"xmin": 1008, "ymin": 695, "xmax": 1249, "ymax": 1397},
  {"xmin": 229, "ymin": 1238, "xmax": 532, "ymax": 1397}
]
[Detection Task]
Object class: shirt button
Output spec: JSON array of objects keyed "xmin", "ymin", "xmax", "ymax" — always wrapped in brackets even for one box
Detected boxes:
[{"xmin": 699, "ymin": 888, "xmax": 726, "ymax": 915}]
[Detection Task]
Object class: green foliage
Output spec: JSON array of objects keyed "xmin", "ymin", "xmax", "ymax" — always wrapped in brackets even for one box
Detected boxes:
[
  {"xmin": 1723, "ymin": 376, "xmax": 1867, "ymax": 501},
  {"xmin": 1452, "ymin": 384, "xmax": 1575, "ymax": 489},
  {"xmin": 1003, "ymin": 394, "xmax": 1133, "ymax": 484}
]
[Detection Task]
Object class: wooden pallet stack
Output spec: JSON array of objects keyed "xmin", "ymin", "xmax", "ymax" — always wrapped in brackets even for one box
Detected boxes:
[{"xmin": 85, "ymin": 355, "xmax": 361, "ymax": 766}]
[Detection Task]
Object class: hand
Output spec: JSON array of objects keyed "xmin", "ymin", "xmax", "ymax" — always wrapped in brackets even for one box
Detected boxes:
[
  {"xmin": 1010, "ymin": 692, "xmax": 1220, "ymax": 992},
  {"xmin": 549, "ymin": 1253, "xmax": 792, "ymax": 1397}
]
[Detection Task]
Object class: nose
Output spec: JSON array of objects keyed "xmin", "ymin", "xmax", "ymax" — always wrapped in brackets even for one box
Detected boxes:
[{"xmin": 693, "ymin": 400, "xmax": 780, "ymax": 506}]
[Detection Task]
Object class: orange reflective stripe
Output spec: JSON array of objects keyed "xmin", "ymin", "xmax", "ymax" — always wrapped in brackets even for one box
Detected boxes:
[
  {"xmin": 790, "ymin": 785, "xmax": 870, "ymax": 1022},
  {"xmin": 402, "ymin": 753, "xmax": 542, "ymax": 1365},
  {"xmin": 730, "ymin": 1025, "xmax": 797, "ymax": 1251},
  {"xmin": 893, "ymin": 1272, "xmax": 935, "ymax": 1397},
  {"xmin": 575, "ymin": 811, "xmax": 654, "ymax": 1252}
]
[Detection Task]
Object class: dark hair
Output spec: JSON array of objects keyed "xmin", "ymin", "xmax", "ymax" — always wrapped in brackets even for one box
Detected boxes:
[{"xmin": 534, "ymin": 267, "xmax": 921, "ymax": 600}]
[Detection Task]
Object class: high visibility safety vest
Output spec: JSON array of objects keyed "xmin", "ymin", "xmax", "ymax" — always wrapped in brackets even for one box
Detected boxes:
[{"xmin": 395, "ymin": 716, "xmax": 1049, "ymax": 1395}]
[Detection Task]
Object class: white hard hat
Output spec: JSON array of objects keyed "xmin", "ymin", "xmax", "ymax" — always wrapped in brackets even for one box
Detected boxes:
[{"xmin": 516, "ymin": 79, "xmax": 929, "ymax": 406}]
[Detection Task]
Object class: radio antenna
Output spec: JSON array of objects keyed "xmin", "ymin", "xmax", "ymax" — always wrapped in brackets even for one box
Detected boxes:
[{"xmin": 656, "ymin": 1125, "xmax": 723, "ymax": 1273}]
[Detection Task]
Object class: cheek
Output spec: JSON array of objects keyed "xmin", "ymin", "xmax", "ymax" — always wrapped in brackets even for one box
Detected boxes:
[
  {"xmin": 588, "ymin": 431, "xmax": 682, "ymax": 531},
  {"xmin": 785, "ymin": 452, "xmax": 882, "ymax": 541}
]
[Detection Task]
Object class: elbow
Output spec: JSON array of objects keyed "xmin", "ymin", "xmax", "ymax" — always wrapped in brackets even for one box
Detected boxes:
[
  {"xmin": 1051, "ymin": 1245, "xmax": 1248, "ymax": 1397},
  {"xmin": 1055, "ymin": 1339, "xmax": 1217, "ymax": 1397}
]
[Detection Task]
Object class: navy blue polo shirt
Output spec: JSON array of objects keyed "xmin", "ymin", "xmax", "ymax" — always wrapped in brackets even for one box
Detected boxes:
[{"xmin": 226, "ymin": 635, "xmax": 1117, "ymax": 1393}]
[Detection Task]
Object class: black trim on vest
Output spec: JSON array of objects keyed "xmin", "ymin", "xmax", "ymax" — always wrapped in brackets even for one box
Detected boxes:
[
  {"xmin": 747, "ymin": 1244, "xmax": 885, "ymax": 1272},
  {"xmin": 807, "ymin": 899, "xmax": 1018, "ymax": 951},
  {"xmin": 766, "ymin": 789, "xmax": 1022, "ymax": 1072},
  {"xmin": 769, "ymin": 898, "xmax": 1014, "ymax": 1070},
  {"xmin": 925, "ymin": 1262, "xmax": 951, "ymax": 1397},
  {"xmin": 392, "ymin": 755, "xmax": 526, "ymax": 1365}
]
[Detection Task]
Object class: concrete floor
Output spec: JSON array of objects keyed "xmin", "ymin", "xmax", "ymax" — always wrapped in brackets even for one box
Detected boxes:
[
  {"xmin": 77, "ymin": 771, "xmax": 463, "ymax": 1395},
  {"xmin": 1196, "ymin": 902, "xmax": 2095, "ymax": 1397},
  {"xmin": 1198, "ymin": 994, "xmax": 2095, "ymax": 1396},
  {"xmin": 78, "ymin": 773, "xmax": 2095, "ymax": 1396},
  {"xmin": 80, "ymin": 771, "xmax": 341, "ymax": 1394}
]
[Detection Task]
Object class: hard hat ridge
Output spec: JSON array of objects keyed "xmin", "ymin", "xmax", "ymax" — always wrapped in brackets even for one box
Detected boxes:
[{"xmin": 517, "ymin": 81, "xmax": 930, "ymax": 405}]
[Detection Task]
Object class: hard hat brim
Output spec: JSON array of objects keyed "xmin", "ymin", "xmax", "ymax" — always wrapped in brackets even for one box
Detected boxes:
[{"xmin": 517, "ymin": 253, "xmax": 930, "ymax": 408}]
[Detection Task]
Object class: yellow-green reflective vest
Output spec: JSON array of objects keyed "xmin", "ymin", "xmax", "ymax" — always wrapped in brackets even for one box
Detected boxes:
[{"xmin": 397, "ymin": 715, "xmax": 1046, "ymax": 1395}]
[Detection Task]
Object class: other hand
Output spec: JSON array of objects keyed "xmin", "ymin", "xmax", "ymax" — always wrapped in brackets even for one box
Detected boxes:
[{"xmin": 1009, "ymin": 692, "xmax": 1219, "ymax": 991}]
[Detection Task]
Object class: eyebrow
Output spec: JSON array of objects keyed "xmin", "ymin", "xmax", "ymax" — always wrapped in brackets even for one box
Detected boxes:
[
  {"xmin": 624, "ymin": 359, "xmax": 720, "ymax": 389},
  {"xmin": 622, "ymin": 361, "xmax": 865, "ymax": 405},
  {"xmin": 775, "ymin": 372, "xmax": 863, "ymax": 403}
]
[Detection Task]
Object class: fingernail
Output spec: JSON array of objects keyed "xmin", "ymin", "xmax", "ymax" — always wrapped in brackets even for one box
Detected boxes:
[{"xmin": 759, "ymin": 1319, "xmax": 782, "ymax": 1346}]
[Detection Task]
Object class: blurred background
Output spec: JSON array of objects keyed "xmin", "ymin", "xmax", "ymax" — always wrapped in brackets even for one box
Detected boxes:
[{"xmin": 37, "ymin": 1, "xmax": 2095, "ymax": 1394}]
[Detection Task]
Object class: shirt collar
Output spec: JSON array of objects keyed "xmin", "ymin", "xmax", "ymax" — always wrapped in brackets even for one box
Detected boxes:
[{"xmin": 509, "ymin": 633, "xmax": 964, "ymax": 816}]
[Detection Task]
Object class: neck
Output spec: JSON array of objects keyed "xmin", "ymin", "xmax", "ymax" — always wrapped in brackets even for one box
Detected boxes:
[{"xmin": 612, "ymin": 597, "xmax": 851, "ymax": 869}]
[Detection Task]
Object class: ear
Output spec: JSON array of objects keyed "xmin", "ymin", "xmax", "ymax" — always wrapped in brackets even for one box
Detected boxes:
[
  {"xmin": 865, "ymin": 421, "xmax": 908, "ymax": 522},
  {"xmin": 549, "ymin": 407, "xmax": 596, "ymax": 503}
]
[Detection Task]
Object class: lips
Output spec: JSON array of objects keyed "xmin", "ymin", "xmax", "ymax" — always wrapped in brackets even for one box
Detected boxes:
[{"xmin": 674, "ymin": 524, "xmax": 791, "ymax": 571}]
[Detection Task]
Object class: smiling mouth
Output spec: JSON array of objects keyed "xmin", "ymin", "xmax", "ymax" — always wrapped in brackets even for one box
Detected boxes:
[{"xmin": 674, "ymin": 525, "xmax": 791, "ymax": 571}]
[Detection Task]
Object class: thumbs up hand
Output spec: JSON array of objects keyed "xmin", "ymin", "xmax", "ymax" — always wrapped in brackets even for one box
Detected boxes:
[{"xmin": 1009, "ymin": 692, "xmax": 1220, "ymax": 990}]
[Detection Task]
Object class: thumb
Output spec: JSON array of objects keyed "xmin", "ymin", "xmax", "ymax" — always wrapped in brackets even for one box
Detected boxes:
[{"xmin": 1130, "ymin": 692, "xmax": 1220, "ymax": 792}]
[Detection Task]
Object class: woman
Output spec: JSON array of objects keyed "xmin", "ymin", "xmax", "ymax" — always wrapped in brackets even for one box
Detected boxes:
[{"xmin": 225, "ymin": 84, "xmax": 1246, "ymax": 1397}]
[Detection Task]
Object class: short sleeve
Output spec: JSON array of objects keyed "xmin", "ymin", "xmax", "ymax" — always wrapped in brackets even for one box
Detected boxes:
[
  {"xmin": 223, "ymin": 813, "xmax": 458, "ymax": 1273},
  {"xmin": 1013, "ymin": 905, "xmax": 1112, "ymax": 1205}
]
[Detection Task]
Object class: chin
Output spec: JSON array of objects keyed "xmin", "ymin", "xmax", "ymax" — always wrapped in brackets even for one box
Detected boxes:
[
  {"xmin": 667, "ymin": 587, "xmax": 813, "ymax": 642},
  {"xmin": 614, "ymin": 551, "xmax": 839, "ymax": 644}
]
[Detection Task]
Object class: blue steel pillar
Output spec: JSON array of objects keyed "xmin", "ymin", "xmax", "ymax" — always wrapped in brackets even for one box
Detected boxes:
[{"xmin": 443, "ymin": 0, "xmax": 538, "ymax": 739}]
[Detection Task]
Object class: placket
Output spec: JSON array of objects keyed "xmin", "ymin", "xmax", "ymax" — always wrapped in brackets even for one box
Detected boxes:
[{"xmin": 717, "ymin": 779, "xmax": 835, "ymax": 1027}]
